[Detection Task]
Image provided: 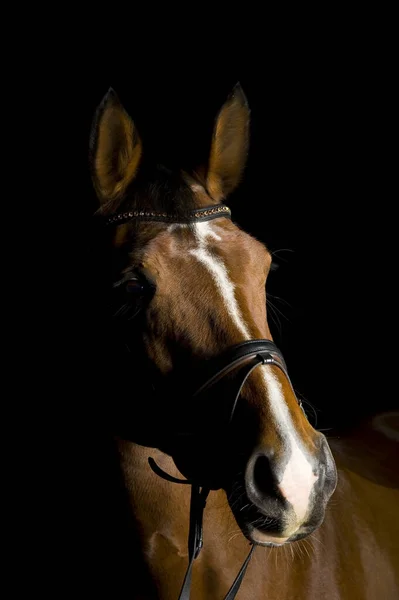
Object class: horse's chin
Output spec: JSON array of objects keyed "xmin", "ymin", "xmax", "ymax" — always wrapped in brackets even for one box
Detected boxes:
[
  {"xmin": 226, "ymin": 480, "xmax": 311, "ymax": 548},
  {"xmin": 247, "ymin": 529, "xmax": 288, "ymax": 547},
  {"xmin": 229, "ymin": 504, "xmax": 287, "ymax": 547},
  {"xmin": 228, "ymin": 492, "xmax": 322, "ymax": 548},
  {"xmin": 231, "ymin": 507, "xmax": 292, "ymax": 547}
]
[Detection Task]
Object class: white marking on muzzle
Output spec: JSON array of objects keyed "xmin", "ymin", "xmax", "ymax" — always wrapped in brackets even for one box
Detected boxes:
[{"xmin": 261, "ymin": 369, "xmax": 318, "ymax": 524}]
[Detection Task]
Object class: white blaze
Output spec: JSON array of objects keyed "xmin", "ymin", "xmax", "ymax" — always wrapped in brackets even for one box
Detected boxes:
[
  {"xmin": 189, "ymin": 222, "xmax": 250, "ymax": 339},
  {"xmin": 177, "ymin": 221, "xmax": 317, "ymax": 524}
]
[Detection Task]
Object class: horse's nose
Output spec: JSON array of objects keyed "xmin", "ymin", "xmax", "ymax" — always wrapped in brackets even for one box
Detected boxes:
[
  {"xmin": 245, "ymin": 448, "xmax": 290, "ymax": 527},
  {"xmin": 245, "ymin": 434, "xmax": 336, "ymax": 535}
]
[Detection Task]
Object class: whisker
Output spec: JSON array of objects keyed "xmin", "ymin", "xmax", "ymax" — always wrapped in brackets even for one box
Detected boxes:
[
  {"xmin": 270, "ymin": 248, "xmax": 295, "ymax": 263},
  {"xmin": 267, "ymin": 293, "xmax": 293, "ymax": 309},
  {"xmin": 282, "ymin": 544, "xmax": 289, "ymax": 566},
  {"xmin": 297, "ymin": 540, "xmax": 305, "ymax": 561},
  {"xmin": 227, "ymin": 482, "xmax": 243, "ymax": 502},
  {"xmin": 292, "ymin": 389, "xmax": 319, "ymax": 426},
  {"xmin": 267, "ymin": 297, "xmax": 290, "ymax": 323},
  {"xmin": 302, "ymin": 538, "xmax": 313, "ymax": 560},
  {"xmin": 266, "ymin": 300, "xmax": 282, "ymax": 337},
  {"xmin": 229, "ymin": 491, "xmax": 246, "ymax": 511},
  {"xmin": 309, "ymin": 533, "xmax": 325, "ymax": 550},
  {"xmin": 228, "ymin": 530, "xmax": 243, "ymax": 544},
  {"xmin": 113, "ymin": 303, "xmax": 129, "ymax": 317}
]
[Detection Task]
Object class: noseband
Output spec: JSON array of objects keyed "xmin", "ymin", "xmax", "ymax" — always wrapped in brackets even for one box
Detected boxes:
[{"xmin": 104, "ymin": 204, "xmax": 301, "ymax": 600}]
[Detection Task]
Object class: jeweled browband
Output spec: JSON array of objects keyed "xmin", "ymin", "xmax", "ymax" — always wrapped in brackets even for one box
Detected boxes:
[{"xmin": 105, "ymin": 204, "xmax": 231, "ymax": 226}]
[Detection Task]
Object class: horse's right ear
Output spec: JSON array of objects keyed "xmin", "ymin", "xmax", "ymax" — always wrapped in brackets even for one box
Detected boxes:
[
  {"xmin": 205, "ymin": 83, "xmax": 250, "ymax": 202},
  {"xmin": 89, "ymin": 88, "xmax": 142, "ymax": 205}
]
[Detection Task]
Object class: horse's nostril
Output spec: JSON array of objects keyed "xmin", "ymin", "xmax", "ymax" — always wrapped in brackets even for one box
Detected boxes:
[{"xmin": 253, "ymin": 454, "xmax": 276, "ymax": 496}]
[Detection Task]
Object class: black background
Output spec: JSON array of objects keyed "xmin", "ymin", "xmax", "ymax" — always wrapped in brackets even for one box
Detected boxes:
[{"xmin": 24, "ymin": 25, "xmax": 397, "ymax": 596}]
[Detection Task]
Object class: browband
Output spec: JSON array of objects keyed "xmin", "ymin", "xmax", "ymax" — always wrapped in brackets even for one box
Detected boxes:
[{"xmin": 105, "ymin": 204, "xmax": 231, "ymax": 226}]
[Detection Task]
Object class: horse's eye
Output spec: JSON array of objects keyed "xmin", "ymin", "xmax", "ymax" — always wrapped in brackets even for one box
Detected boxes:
[{"xmin": 125, "ymin": 279, "xmax": 145, "ymax": 294}]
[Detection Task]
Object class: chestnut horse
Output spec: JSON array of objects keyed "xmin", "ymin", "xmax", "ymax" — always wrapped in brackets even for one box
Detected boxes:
[{"xmin": 89, "ymin": 86, "xmax": 399, "ymax": 598}]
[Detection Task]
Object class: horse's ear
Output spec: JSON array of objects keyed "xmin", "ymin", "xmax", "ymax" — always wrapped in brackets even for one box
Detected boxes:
[
  {"xmin": 206, "ymin": 83, "xmax": 250, "ymax": 201},
  {"xmin": 89, "ymin": 88, "xmax": 142, "ymax": 204}
]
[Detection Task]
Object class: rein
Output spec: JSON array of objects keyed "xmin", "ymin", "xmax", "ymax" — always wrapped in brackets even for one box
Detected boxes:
[{"xmin": 104, "ymin": 204, "xmax": 299, "ymax": 599}]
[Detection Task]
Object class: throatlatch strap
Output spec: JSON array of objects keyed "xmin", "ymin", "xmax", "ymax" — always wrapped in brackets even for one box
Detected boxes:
[{"xmin": 178, "ymin": 485, "xmax": 209, "ymax": 600}]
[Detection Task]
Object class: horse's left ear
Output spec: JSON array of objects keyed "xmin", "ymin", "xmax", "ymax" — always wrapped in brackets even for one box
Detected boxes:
[
  {"xmin": 89, "ymin": 88, "xmax": 143, "ymax": 205},
  {"xmin": 206, "ymin": 83, "xmax": 250, "ymax": 201}
]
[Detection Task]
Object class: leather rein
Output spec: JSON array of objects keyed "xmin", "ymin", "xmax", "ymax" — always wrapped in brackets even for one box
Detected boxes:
[{"xmin": 103, "ymin": 204, "xmax": 300, "ymax": 599}]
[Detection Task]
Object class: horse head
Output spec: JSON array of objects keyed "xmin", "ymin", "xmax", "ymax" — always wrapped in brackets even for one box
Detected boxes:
[{"xmin": 89, "ymin": 85, "xmax": 337, "ymax": 548}]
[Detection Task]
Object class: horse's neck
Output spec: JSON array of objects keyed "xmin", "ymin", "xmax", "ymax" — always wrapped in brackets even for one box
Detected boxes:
[
  {"xmin": 116, "ymin": 440, "xmax": 235, "ymax": 551},
  {"xmin": 116, "ymin": 440, "xmax": 253, "ymax": 599},
  {"xmin": 117, "ymin": 440, "xmax": 190, "ymax": 531}
]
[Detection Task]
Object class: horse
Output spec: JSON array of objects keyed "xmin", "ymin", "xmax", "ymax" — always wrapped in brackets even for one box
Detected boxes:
[{"xmin": 88, "ymin": 85, "xmax": 399, "ymax": 598}]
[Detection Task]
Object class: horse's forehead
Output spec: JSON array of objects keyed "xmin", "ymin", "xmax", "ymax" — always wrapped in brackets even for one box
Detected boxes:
[{"xmin": 140, "ymin": 220, "xmax": 267, "ymax": 270}]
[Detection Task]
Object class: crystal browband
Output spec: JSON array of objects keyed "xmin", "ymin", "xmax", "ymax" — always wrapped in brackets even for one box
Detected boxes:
[{"xmin": 105, "ymin": 204, "xmax": 231, "ymax": 226}]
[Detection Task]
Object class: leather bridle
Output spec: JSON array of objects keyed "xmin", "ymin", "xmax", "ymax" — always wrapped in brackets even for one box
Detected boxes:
[{"xmin": 103, "ymin": 204, "xmax": 301, "ymax": 600}]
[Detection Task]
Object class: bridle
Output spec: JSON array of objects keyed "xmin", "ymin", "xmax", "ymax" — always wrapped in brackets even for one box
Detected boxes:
[{"xmin": 103, "ymin": 203, "xmax": 301, "ymax": 599}]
